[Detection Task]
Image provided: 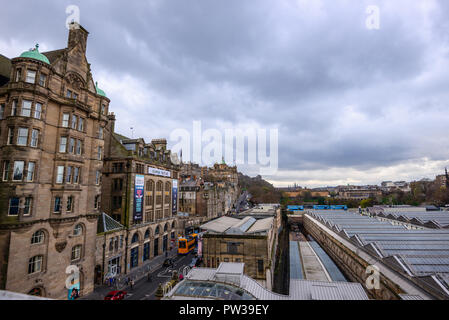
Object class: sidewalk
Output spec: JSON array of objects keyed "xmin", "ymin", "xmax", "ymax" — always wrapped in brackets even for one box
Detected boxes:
[{"xmin": 81, "ymin": 249, "xmax": 177, "ymax": 300}]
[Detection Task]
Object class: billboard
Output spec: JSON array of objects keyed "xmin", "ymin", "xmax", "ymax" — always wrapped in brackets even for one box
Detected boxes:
[
  {"xmin": 172, "ymin": 179, "xmax": 178, "ymax": 215},
  {"xmin": 134, "ymin": 174, "xmax": 144, "ymax": 221}
]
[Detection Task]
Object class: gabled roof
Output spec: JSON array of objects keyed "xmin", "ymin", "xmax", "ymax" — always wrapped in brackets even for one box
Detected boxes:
[
  {"xmin": 113, "ymin": 132, "xmax": 130, "ymax": 141},
  {"xmin": 97, "ymin": 212, "xmax": 124, "ymax": 234},
  {"xmin": 42, "ymin": 49, "xmax": 66, "ymax": 63}
]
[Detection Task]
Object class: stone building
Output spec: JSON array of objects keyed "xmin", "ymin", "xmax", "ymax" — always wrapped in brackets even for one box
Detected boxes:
[
  {"xmin": 199, "ymin": 213, "xmax": 279, "ymax": 290},
  {"xmin": 336, "ymin": 186, "xmax": 382, "ymax": 200},
  {"xmin": 96, "ymin": 116, "xmax": 179, "ymax": 280},
  {"xmin": 206, "ymin": 161, "xmax": 238, "ymax": 186},
  {"xmin": 435, "ymin": 169, "xmax": 449, "ymax": 189},
  {"xmin": 94, "ymin": 212, "xmax": 126, "ymax": 285},
  {"xmin": 179, "ymin": 179, "xmax": 201, "ymax": 215},
  {"xmin": 0, "ymin": 22, "xmax": 108, "ymax": 299},
  {"xmin": 177, "ymin": 160, "xmax": 240, "ymax": 234}
]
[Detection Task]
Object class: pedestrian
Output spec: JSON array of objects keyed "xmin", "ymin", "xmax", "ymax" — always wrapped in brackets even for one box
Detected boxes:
[{"xmin": 130, "ymin": 279, "xmax": 134, "ymax": 290}]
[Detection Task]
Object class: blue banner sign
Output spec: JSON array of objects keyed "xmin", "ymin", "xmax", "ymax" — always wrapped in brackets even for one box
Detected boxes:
[
  {"xmin": 172, "ymin": 179, "xmax": 178, "ymax": 215},
  {"xmin": 134, "ymin": 174, "xmax": 144, "ymax": 221}
]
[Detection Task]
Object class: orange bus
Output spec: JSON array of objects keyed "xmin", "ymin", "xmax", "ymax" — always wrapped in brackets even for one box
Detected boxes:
[{"xmin": 177, "ymin": 233, "xmax": 198, "ymax": 255}]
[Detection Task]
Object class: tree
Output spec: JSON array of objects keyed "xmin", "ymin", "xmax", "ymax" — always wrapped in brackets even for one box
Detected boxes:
[{"xmin": 360, "ymin": 198, "xmax": 373, "ymax": 208}]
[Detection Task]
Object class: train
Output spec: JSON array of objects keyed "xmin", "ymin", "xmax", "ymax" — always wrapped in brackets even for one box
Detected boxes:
[
  {"xmin": 287, "ymin": 204, "xmax": 348, "ymax": 212},
  {"xmin": 177, "ymin": 233, "xmax": 198, "ymax": 255}
]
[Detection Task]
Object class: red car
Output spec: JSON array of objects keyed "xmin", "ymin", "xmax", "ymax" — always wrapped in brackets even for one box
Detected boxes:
[{"xmin": 104, "ymin": 290, "xmax": 127, "ymax": 300}]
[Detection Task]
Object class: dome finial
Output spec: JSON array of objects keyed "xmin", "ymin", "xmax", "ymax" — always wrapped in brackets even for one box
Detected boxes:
[{"xmin": 35, "ymin": 43, "xmax": 39, "ymax": 51}]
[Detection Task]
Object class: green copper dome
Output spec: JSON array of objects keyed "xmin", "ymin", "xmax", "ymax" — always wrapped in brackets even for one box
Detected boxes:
[
  {"xmin": 19, "ymin": 44, "xmax": 50, "ymax": 64},
  {"xmin": 95, "ymin": 81, "xmax": 107, "ymax": 97}
]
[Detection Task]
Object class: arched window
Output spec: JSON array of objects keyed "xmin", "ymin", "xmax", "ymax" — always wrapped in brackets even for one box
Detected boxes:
[
  {"xmin": 28, "ymin": 255, "xmax": 43, "ymax": 274},
  {"xmin": 156, "ymin": 181, "xmax": 163, "ymax": 205},
  {"xmin": 164, "ymin": 223, "xmax": 168, "ymax": 232},
  {"xmin": 171, "ymin": 221, "xmax": 175, "ymax": 229},
  {"xmin": 131, "ymin": 233, "xmax": 139, "ymax": 244},
  {"xmin": 146, "ymin": 180, "xmax": 154, "ymax": 191},
  {"xmin": 31, "ymin": 230, "xmax": 45, "ymax": 244},
  {"xmin": 165, "ymin": 182, "xmax": 171, "ymax": 203},
  {"xmin": 144, "ymin": 229, "xmax": 150, "ymax": 239},
  {"xmin": 73, "ymin": 224, "xmax": 83, "ymax": 236},
  {"xmin": 155, "ymin": 226, "xmax": 160, "ymax": 235}
]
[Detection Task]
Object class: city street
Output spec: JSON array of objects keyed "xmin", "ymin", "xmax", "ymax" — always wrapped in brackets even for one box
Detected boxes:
[{"xmin": 124, "ymin": 252, "xmax": 194, "ymax": 300}]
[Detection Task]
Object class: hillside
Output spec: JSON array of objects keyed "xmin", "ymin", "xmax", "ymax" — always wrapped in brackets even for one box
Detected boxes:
[{"xmin": 238, "ymin": 173, "xmax": 282, "ymax": 204}]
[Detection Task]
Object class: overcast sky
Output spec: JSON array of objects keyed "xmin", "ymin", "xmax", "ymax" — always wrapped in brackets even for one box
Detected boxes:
[{"xmin": 1, "ymin": 0, "xmax": 449, "ymax": 187}]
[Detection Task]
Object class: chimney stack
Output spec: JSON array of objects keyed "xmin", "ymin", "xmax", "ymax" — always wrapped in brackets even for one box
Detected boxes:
[{"xmin": 68, "ymin": 22, "xmax": 89, "ymax": 53}]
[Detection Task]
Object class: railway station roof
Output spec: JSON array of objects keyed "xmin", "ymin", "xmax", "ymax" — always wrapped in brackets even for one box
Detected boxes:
[
  {"xmin": 164, "ymin": 263, "xmax": 369, "ymax": 300},
  {"xmin": 307, "ymin": 210, "xmax": 449, "ymax": 298}
]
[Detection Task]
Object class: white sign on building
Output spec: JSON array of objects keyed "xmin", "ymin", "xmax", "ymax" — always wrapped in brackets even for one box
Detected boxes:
[{"xmin": 148, "ymin": 167, "xmax": 171, "ymax": 177}]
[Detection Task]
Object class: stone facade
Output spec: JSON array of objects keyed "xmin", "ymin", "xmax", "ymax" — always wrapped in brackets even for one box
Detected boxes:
[
  {"xmin": 95, "ymin": 116, "xmax": 180, "ymax": 280},
  {"xmin": 0, "ymin": 23, "xmax": 108, "ymax": 299},
  {"xmin": 178, "ymin": 161, "xmax": 240, "ymax": 230},
  {"xmin": 202, "ymin": 231, "xmax": 276, "ymax": 290}
]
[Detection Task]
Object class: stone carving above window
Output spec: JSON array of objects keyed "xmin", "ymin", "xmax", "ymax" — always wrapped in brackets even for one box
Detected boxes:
[{"xmin": 65, "ymin": 72, "xmax": 85, "ymax": 90}]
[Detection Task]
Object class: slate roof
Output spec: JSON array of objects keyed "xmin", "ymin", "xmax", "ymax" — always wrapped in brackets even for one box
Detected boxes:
[
  {"xmin": 42, "ymin": 49, "xmax": 66, "ymax": 63},
  {"xmin": 308, "ymin": 210, "xmax": 449, "ymax": 298}
]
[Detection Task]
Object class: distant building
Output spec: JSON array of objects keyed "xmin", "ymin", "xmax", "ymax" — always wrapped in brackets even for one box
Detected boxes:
[
  {"xmin": 178, "ymin": 159, "xmax": 239, "ymax": 234},
  {"xmin": 435, "ymin": 174, "xmax": 448, "ymax": 189},
  {"xmin": 381, "ymin": 181, "xmax": 411, "ymax": 192},
  {"xmin": 283, "ymin": 190, "xmax": 330, "ymax": 198},
  {"xmin": 336, "ymin": 186, "xmax": 382, "ymax": 200}
]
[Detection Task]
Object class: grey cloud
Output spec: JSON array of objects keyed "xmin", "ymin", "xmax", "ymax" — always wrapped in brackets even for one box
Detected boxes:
[{"xmin": 1, "ymin": 0, "xmax": 449, "ymax": 185}]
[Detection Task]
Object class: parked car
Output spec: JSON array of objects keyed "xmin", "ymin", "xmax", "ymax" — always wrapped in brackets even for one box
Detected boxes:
[
  {"xmin": 104, "ymin": 290, "xmax": 127, "ymax": 300},
  {"xmin": 163, "ymin": 258, "xmax": 174, "ymax": 267}
]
